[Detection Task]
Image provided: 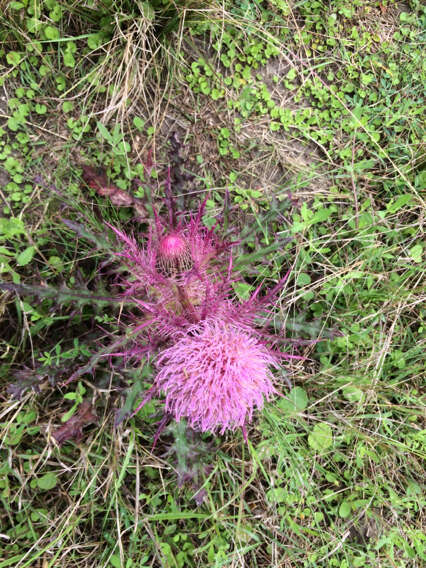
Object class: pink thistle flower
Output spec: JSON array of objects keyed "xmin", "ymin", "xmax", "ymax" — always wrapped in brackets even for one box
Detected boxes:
[{"xmin": 154, "ymin": 318, "xmax": 278, "ymax": 434}]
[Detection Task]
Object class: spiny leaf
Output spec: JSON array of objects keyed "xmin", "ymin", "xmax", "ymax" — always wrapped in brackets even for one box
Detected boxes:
[
  {"xmin": 61, "ymin": 218, "xmax": 112, "ymax": 251},
  {"xmin": 0, "ymin": 282, "xmax": 134, "ymax": 307},
  {"xmin": 115, "ymin": 376, "xmax": 145, "ymax": 426}
]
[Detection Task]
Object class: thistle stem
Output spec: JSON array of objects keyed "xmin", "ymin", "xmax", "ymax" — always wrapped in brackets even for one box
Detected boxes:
[{"xmin": 176, "ymin": 284, "xmax": 199, "ymax": 323}]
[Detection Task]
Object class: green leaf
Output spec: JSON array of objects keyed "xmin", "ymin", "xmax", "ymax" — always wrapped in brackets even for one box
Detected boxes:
[
  {"xmin": 35, "ymin": 103, "xmax": 47, "ymax": 114},
  {"xmin": 115, "ymin": 377, "xmax": 144, "ymax": 426},
  {"xmin": 63, "ymin": 50, "xmax": 75, "ymax": 68},
  {"xmin": 133, "ymin": 116, "xmax": 145, "ymax": 131},
  {"xmin": 97, "ymin": 121, "xmax": 113, "ymax": 143},
  {"xmin": 360, "ymin": 73, "xmax": 374, "ymax": 85},
  {"xmin": 232, "ymin": 281, "xmax": 253, "ymax": 301},
  {"xmin": 310, "ymin": 208, "xmax": 333, "ymax": 224},
  {"xmin": 339, "ymin": 501, "xmax": 352, "ymax": 518},
  {"xmin": 48, "ymin": 255, "xmax": 64, "ymax": 270},
  {"xmin": 266, "ymin": 487, "xmax": 286, "ymax": 504},
  {"xmin": 37, "ymin": 472, "xmax": 58, "ymax": 490},
  {"xmin": 62, "ymin": 101, "xmax": 73, "ymax": 113},
  {"xmin": 387, "ymin": 194, "xmax": 412, "ymax": 214},
  {"xmin": 6, "ymin": 51, "xmax": 23, "ymax": 66},
  {"xmin": 39, "ymin": 65, "xmax": 50, "ymax": 77},
  {"xmin": 61, "ymin": 404, "xmax": 78, "ymax": 423},
  {"xmin": 409, "ymin": 244, "xmax": 422, "ymax": 264},
  {"xmin": 26, "ymin": 17, "xmax": 43, "ymax": 34},
  {"xmin": 109, "ymin": 555, "xmax": 121, "ymax": 568},
  {"xmin": 56, "ymin": 75, "xmax": 66, "ymax": 91},
  {"xmin": 0, "ymin": 246, "xmax": 14, "ymax": 256},
  {"xmin": 342, "ymin": 386, "xmax": 364, "ymax": 403},
  {"xmin": 278, "ymin": 387, "xmax": 308, "ymax": 413},
  {"xmin": 64, "ymin": 392, "xmax": 77, "ymax": 400},
  {"xmin": 87, "ymin": 33, "xmax": 102, "ymax": 50},
  {"xmin": 297, "ymin": 273, "xmax": 311, "ymax": 286},
  {"xmin": 114, "ymin": 141, "xmax": 130, "ymax": 156},
  {"xmin": 44, "ymin": 25, "xmax": 60, "ymax": 40},
  {"xmin": 5, "ymin": 425, "xmax": 25, "ymax": 445},
  {"xmin": 234, "ymin": 241, "xmax": 284, "ymax": 268},
  {"xmin": 16, "ymin": 246, "xmax": 35, "ymax": 266},
  {"xmin": 7, "ymin": 117, "xmax": 21, "ymax": 131},
  {"xmin": 308, "ymin": 423, "xmax": 333, "ymax": 451},
  {"xmin": 0, "ymin": 217, "xmax": 25, "ymax": 238},
  {"xmin": 49, "ymin": 5, "xmax": 62, "ymax": 22},
  {"xmin": 140, "ymin": 1, "xmax": 155, "ymax": 20},
  {"xmin": 286, "ymin": 68, "xmax": 297, "ymax": 80},
  {"xmin": 289, "ymin": 387, "xmax": 308, "ymax": 410},
  {"xmin": 146, "ymin": 512, "xmax": 209, "ymax": 521}
]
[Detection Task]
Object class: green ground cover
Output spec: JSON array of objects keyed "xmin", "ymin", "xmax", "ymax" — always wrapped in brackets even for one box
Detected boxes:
[{"xmin": 0, "ymin": 1, "xmax": 424, "ymax": 566}]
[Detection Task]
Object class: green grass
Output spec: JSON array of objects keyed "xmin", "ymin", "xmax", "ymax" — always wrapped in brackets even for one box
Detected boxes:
[{"xmin": 0, "ymin": 1, "xmax": 425, "ymax": 567}]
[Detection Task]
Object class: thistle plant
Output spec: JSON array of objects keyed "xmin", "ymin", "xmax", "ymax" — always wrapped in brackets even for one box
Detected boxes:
[
  {"xmin": 109, "ymin": 195, "xmax": 298, "ymax": 438},
  {"xmin": 4, "ymin": 141, "xmax": 305, "ymax": 445}
]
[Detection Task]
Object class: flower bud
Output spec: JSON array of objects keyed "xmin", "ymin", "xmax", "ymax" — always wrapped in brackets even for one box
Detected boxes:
[{"xmin": 157, "ymin": 232, "xmax": 192, "ymax": 277}]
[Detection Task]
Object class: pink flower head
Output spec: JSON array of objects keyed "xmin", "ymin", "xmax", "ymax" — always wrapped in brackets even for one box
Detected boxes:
[{"xmin": 155, "ymin": 318, "xmax": 278, "ymax": 434}]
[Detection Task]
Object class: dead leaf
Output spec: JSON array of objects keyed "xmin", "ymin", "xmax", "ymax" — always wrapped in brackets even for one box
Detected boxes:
[
  {"xmin": 81, "ymin": 165, "xmax": 111, "ymax": 193},
  {"xmin": 53, "ymin": 400, "xmax": 97, "ymax": 445},
  {"xmin": 81, "ymin": 165, "xmax": 146, "ymax": 219},
  {"xmin": 110, "ymin": 188, "xmax": 133, "ymax": 207}
]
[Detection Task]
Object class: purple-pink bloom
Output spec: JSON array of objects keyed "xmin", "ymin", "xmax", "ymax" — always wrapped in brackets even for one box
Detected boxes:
[{"xmin": 155, "ymin": 318, "xmax": 278, "ymax": 434}]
